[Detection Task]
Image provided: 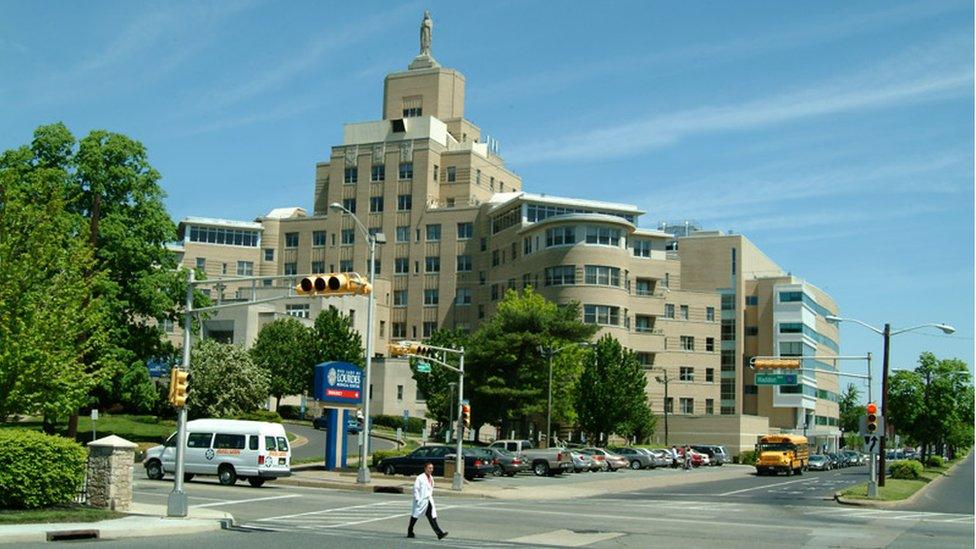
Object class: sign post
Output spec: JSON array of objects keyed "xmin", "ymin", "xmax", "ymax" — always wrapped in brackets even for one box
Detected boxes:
[
  {"xmin": 859, "ymin": 415, "xmax": 884, "ymax": 497},
  {"xmin": 313, "ymin": 361, "xmax": 364, "ymax": 471},
  {"xmin": 90, "ymin": 409, "xmax": 98, "ymax": 442}
]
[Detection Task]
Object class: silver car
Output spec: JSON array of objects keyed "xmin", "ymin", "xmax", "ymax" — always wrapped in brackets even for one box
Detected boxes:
[
  {"xmin": 612, "ymin": 447, "xmax": 655, "ymax": 470},
  {"xmin": 570, "ymin": 450, "xmax": 600, "ymax": 472},
  {"xmin": 643, "ymin": 449, "xmax": 673, "ymax": 468}
]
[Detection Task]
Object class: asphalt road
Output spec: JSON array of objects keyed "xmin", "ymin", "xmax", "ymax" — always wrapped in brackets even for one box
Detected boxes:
[
  {"xmin": 897, "ymin": 451, "xmax": 974, "ymax": 514},
  {"xmin": 56, "ymin": 468, "xmax": 971, "ymax": 548},
  {"xmin": 286, "ymin": 422, "xmax": 397, "ymax": 461}
]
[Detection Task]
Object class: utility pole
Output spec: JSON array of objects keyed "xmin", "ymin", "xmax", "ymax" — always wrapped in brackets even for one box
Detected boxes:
[
  {"xmin": 879, "ymin": 323, "xmax": 891, "ymax": 487},
  {"xmin": 655, "ymin": 370, "xmax": 671, "ymax": 447}
]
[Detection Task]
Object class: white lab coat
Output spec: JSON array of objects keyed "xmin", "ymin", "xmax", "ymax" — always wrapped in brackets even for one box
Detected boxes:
[{"xmin": 411, "ymin": 473, "xmax": 437, "ymax": 519}]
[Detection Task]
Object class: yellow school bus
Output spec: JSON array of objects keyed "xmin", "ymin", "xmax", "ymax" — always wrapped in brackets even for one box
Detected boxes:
[{"xmin": 755, "ymin": 434, "xmax": 808, "ymax": 476}]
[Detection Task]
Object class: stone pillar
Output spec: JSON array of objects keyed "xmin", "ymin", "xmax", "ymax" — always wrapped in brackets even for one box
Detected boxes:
[{"xmin": 87, "ymin": 435, "xmax": 138, "ymax": 511}]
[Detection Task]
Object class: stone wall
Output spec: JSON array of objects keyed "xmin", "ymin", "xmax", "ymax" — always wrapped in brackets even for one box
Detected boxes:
[{"xmin": 87, "ymin": 435, "xmax": 137, "ymax": 511}]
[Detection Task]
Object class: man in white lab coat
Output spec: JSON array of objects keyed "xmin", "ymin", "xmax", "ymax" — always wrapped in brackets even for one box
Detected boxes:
[{"xmin": 408, "ymin": 462, "xmax": 448, "ymax": 539}]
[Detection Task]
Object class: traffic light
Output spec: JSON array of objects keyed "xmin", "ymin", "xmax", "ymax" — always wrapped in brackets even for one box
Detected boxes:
[
  {"xmin": 388, "ymin": 341, "xmax": 434, "ymax": 357},
  {"xmin": 168, "ymin": 368, "xmax": 190, "ymax": 407},
  {"xmin": 461, "ymin": 402, "xmax": 471, "ymax": 429},
  {"xmin": 752, "ymin": 358, "xmax": 802, "ymax": 370},
  {"xmin": 295, "ymin": 273, "xmax": 371, "ymax": 296},
  {"xmin": 866, "ymin": 402, "xmax": 879, "ymax": 434}
]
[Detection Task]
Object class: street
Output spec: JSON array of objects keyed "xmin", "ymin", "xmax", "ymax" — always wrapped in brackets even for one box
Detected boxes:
[{"xmin": 286, "ymin": 422, "xmax": 397, "ymax": 462}]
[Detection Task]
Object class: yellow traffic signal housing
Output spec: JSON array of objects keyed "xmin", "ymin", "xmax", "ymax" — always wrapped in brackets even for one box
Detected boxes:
[
  {"xmin": 389, "ymin": 341, "xmax": 433, "ymax": 357},
  {"xmin": 461, "ymin": 403, "xmax": 471, "ymax": 429},
  {"xmin": 752, "ymin": 358, "xmax": 802, "ymax": 370},
  {"xmin": 296, "ymin": 273, "xmax": 371, "ymax": 296},
  {"xmin": 866, "ymin": 402, "xmax": 879, "ymax": 434},
  {"xmin": 168, "ymin": 368, "xmax": 190, "ymax": 407}
]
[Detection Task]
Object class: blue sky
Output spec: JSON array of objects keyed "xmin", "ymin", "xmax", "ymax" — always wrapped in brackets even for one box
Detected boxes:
[{"xmin": 2, "ymin": 1, "xmax": 973, "ymax": 400}]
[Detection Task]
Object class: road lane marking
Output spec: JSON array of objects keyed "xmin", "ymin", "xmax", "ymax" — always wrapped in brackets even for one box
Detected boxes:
[
  {"xmin": 256, "ymin": 501, "xmax": 396, "ymax": 521},
  {"xmin": 132, "ymin": 490, "xmax": 225, "ymax": 502},
  {"xmin": 191, "ymin": 493, "xmax": 301, "ymax": 508},
  {"xmin": 475, "ymin": 504, "xmax": 809, "ymax": 530},
  {"xmin": 719, "ymin": 478, "xmax": 816, "ymax": 496}
]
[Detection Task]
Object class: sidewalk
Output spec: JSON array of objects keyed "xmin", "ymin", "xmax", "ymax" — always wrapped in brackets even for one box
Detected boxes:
[
  {"xmin": 0, "ymin": 503, "xmax": 232, "ymax": 545},
  {"xmin": 279, "ymin": 464, "xmax": 755, "ymax": 500}
]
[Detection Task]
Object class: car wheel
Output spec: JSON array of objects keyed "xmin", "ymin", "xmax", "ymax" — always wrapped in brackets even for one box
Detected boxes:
[
  {"xmin": 218, "ymin": 464, "xmax": 237, "ymax": 486},
  {"xmin": 183, "ymin": 473, "xmax": 194, "ymax": 482},
  {"xmin": 507, "ymin": 472, "xmax": 516, "ymax": 477},
  {"xmin": 247, "ymin": 477, "xmax": 266, "ymax": 488},
  {"xmin": 533, "ymin": 461, "xmax": 549, "ymax": 476},
  {"xmin": 384, "ymin": 464, "xmax": 396, "ymax": 476},
  {"xmin": 630, "ymin": 460, "xmax": 642, "ymax": 470},
  {"xmin": 493, "ymin": 466, "xmax": 504, "ymax": 477},
  {"xmin": 145, "ymin": 460, "xmax": 164, "ymax": 480}
]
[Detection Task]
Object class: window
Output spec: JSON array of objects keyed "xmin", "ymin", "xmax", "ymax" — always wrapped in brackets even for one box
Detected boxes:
[
  {"xmin": 371, "ymin": 165, "xmax": 385, "ymax": 182},
  {"xmin": 423, "ymin": 321, "xmax": 437, "ymax": 337},
  {"xmin": 746, "ymin": 296, "xmax": 758, "ymax": 306},
  {"xmin": 222, "ymin": 263, "xmax": 227, "ymax": 275},
  {"xmin": 457, "ymin": 222, "xmax": 473, "ymax": 239},
  {"xmin": 664, "ymin": 398, "xmax": 673, "ymax": 414},
  {"xmin": 264, "ymin": 248, "xmax": 274, "ymax": 261},
  {"xmin": 745, "ymin": 326, "xmax": 759, "ymax": 336},
  {"xmin": 214, "ymin": 433, "xmax": 246, "ymax": 450},
  {"xmin": 475, "ymin": 169, "xmax": 481, "ymax": 185},
  {"xmin": 480, "ymin": 237, "xmax": 487, "ymax": 252},
  {"xmin": 285, "ymin": 232, "xmax": 299, "ymax": 248},
  {"xmin": 393, "ymin": 290, "xmax": 408, "ymax": 307},
  {"xmin": 491, "ymin": 284, "xmax": 499, "ymax": 300},
  {"xmin": 373, "ymin": 260, "xmax": 381, "ymax": 275},
  {"xmin": 584, "ymin": 265, "xmax": 620, "ymax": 286},
  {"xmin": 342, "ymin": 198, "xmax": 356, "ymax": 213},
  {"xmin": 392, "ymin": 322, "xmax": 406, "ymax": 338},
  {"xmin": 583, "ymin": 304, "xmax": 620, "ymax": 326},
  {"xmin": 402, "ymin": 107, "xmax": 422, "ymax": 117},
  {"xmin": 195, "ymin": 257, "xmax": 206, "ymax": 270},
  {"xmin": 344, "ymin": 167, "xmax": 357, "ymax": 183},
  {"xmin": 187, "ymin": 226, "xmax": 259, "ymax": 247},
  {"xmin": 545, "ymin": 226, "xmax": 576, "ymax": 247},
  {"xmin": 680, "ymin": 367, "xmax": 694, "ymax": 381},
  {"xmin": 706, "ymin": 307, "xmax": 715, "ymax": 321},
  {"xmin": 633, "ymin": 240, "xmax": 652, "ymax": 257},
  {"xmin": 187, "ymin": 433, "xmax": 212, "ymax": 448},
  {"xmin": 369, "ymin": 196, "xmax": 384, "ymax": 212},
  {"xmin": 446, "ymin": 166, "xmax": 456, "ymax": 182},
  {"xmin": 721, "ymin": 319, "xmax": 735, "ymax": 341},
  {"xmin": 780, "ymin": 341, "xmax": 803, "ymax": 356},
  {"xmin": 523, "ymin": 237, "xmax": 532, "ymax": 255},
  {"xmin": 705, "ymin": 399, "xmax": 714, "ymax": 415},
  {"xmin": 706, "ymin": 337, "xmax": 715, "ymax": 352},
  {"xmin": 680, "ymin": 336, "xmax": 695, "ymax": 351},
  {"xmin": 636, "ymin": 352, "xmax": 653, "ymax": 367},
  {"xmin": 680, "ymin": 305, "xmax": 689, "ymax": 320},
  {"xmin": 249, "ymin": 435, "xmax": 259, "ymax": 450},
  {"xmin": 433, "ymin": 165, "xmax": 439, "ymax": 180},
  {"xmin": 397, "ymin": 194, "xmax": 412, "ymax": 211},
  {"xmin": 636, "ymin": 279, "xmax": 653, "ymax": 296},
  {"xmin": 424, "ymin": 289, "xmax": 439, "ymax": 306},
  {"xmin": 398, "ymin": 162, "xmax": 413, "ymax": 180},
  {"xmin": 456, "ymin": 255, "xmax": 472, "ymax": 272},
  {"xmin": 311, "ymin": 231, "xmax": 326, "ymax": 247},
  {"xmin": 284, "ymin": 262, "xmax": 297, "ymax": 276},
  {"xmin": 395, "ymin": 257, "xmax": 409, "ymax": 274},
  {"xmin": 635, "ymin": 315, "xmax": 653, "ymax": 333},
  {"xmin": 341, "ymin": 229, "xmax": 355, "ymax": 245},
  {"xmin": 680, "ymin": 398, "xmax": 694, "ymax": 414},
  {"xmin": 706, "ymin": 368, "xmax": 715, "ymax": 382},
  {"xmin": 455, "ymin": 288, "xmax": 472, "ymax": 305},
  {"xmin": 721, "ymin": 293, "xmax": 735, "ymax": 310},
  {"xmin": 236, "ymin": 261, "xmax": 253, "ymax": 276},
  {"xmin": 544, "ymin": 265, "xmax": 575, "ymax": 286},
  {"xmin": 479, "ymin": 272, "xmax": 486, "ymax": 286},
  {"xmin": 339, "ymin": 260, "xmax": 353, "ymax": 272},
  {"xmin": 491, "ymin": 249, "xmax": 499, "ymax": 267},
  {"xmin": 425, "ymin": 256, "xmax": 440, "ymax": 272},
  {"xmin": 780, "ymin": 291, "xmax": 802, "ymax": 303},
  {"xmin": 584, "ymin": 226, "xmax": 621, "ymax": 246},
  {"xmin": 664, "ymin": 304, "xmax": 675, "ymax": 318},
  {"xmin": 396, "ymin": 385, "xmax": 403, "ymax": 400},
  {"xmin": 311, "ymin": 260, "xmax": 325, "ymax": 274},
  {"xmin": 396, "ymin": 226, "xmax": 409, "ymax": 242},
  {"xmin": 426, "ymin": 224, "xmax": 441, "ymax": 241},
  {"xmin": 379, "ymin": 320, "xmax": 385, "ymax": 338}
]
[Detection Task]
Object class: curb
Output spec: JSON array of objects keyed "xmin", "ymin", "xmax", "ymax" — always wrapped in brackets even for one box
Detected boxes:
[
  {"xmin": 833, "ymin": 454, "xmax": 969, "ymax": 508},
  {"xmin": 0, "ymin": 515, "xmax": 229, "ymax": 545}
]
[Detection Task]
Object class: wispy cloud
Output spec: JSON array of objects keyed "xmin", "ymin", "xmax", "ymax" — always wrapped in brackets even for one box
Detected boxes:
[
  {"xmin": 506, "ymin": 35, "xmax": 972, "ymax": 164},
  {"xmin": 712, "ymin": 202, "xmax": 951, "ymax": 234}
]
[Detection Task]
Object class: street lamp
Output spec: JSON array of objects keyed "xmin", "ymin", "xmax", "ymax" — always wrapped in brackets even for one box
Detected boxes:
[
  {"xmin": 654, "ymin": 370, "xmax": 671, "ymax": 447},
  {"xmin": 330, "ymin": 202, "xmax": 386, "ymax": 484},
  {"xmin": 825, "ymin": 315, "xmax": 955, "ymax": 486},
  {"xmin": 539, "ymin": 342, "xmax": 590, "ymax": 447}
]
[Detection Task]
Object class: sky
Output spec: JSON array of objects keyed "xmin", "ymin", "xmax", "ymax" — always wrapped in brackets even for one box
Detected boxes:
[{"xmin": 2, "ymin": 1, "xmax": 973, "ymax": 402}]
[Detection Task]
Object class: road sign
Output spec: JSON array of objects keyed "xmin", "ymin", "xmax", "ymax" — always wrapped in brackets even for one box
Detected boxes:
[
  {"xmin": 416, "ymin": 362, "xmax": 431, "ymax": 373},
  {"xmin": 863, "ymin": 434, "xmax": 881, "ymax": 454},
  {"xmin": 755, "ymin": 373, "xmax": 798, "ymax": 385}
]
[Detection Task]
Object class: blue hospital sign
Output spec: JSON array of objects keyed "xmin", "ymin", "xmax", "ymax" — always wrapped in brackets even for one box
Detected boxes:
[{"xmin": 314, "ymin": 361, "xmax": 363, "ymax": 405}]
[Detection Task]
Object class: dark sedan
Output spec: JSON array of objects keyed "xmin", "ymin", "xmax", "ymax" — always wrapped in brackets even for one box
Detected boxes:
[{"xmin": 378, "ymin": 445, "xmax": 494, "ymax": 480}]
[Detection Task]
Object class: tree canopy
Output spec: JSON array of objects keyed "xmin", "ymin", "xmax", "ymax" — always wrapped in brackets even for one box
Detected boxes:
[
  {"xmin": 187, "ymin": 339, "xmax": 270, "ymax": 419},
  {"xmin": 251, "ymin": 317, "xmax": 317, "ymax": 407},
  {"xmin": 576, "ymin": 334, "xmax": 655, "ymax": 443},
  {"xmin": 410, "ymin": 329, "xmax": 468, "ymax": 427}
]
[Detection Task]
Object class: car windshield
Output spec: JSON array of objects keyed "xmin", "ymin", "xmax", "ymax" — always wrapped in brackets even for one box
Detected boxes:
[
  {"xmin": 758, "ymin": 443, "xmax": 795, "ymax": 452},
  {"xmin": 493, "ymin": 448, "xmax": 514, "ymax": 457},
  {"xmin": 810, "ymin": 455, "xmax": 826, "ymax": 462}
]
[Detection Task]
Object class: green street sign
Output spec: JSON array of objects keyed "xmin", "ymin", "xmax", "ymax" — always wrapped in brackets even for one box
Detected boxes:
[
  {"xmin": 416, "ymin": 362, "xmax": 431, "ymax": 373},
  {"xmin": 755, "ymin": 373, "xmax": 798, "ymax": 385}
]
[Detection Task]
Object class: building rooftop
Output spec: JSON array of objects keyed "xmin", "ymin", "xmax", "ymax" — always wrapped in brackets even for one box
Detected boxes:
[
  {"xmin": 262, "ymin": 207, "xmax": 307, "ymax": 219},
  {"xmin": 179, "ymin": 216, "xmax": 263, "ymax": 231},
  {"xmin": 487, "ymin": 191, "xmax": 644, "ymax": 215}
]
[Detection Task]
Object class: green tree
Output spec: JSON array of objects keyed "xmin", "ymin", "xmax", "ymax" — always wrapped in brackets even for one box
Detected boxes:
[
  {"xmin": 409, "ymin": 329, "xmax": 468, "ymax": 427},
  {"xmin": 0, "ymin": 141, "xmax": 109, "ymax": 427},
  {"xmin": 467, "ymin": 288, "xmax": 596, "ymax": 439},
  {"xmin": 311, "ymin": 306, "xmax": 364, "ymax": 391},
  {"xmin": 576, "ymin": 334, "xmax": 655, "ymax": 443},
  {"xmin": 187, "ymin": 339, "xmax": 270, "ymax": 419},
  {"xmin": 251, "ymin": 318, "xmax": 316, "ymax": 407},
  {"xmin": 838, "ymin": 383, "xmax": 862, "ymax": 439}
]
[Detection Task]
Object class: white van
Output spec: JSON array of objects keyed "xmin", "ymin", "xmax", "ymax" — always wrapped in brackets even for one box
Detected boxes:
[{"xmin": 143, "ymin": 419, "xmax": 291, "ymax": 487}]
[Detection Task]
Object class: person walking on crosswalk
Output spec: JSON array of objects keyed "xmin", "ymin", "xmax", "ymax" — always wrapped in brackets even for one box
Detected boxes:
[{"xmin": 408, "ymin": 462, "xmax": 448, "ymax": 540}]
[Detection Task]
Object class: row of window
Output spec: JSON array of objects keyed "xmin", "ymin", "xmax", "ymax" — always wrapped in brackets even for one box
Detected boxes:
[
  {"xmin": 678, "ymin": 366, "xmax": 716, "ymax": 382},
  {"xmin": 664, "ymin": 397, "xmax": 715, "ymax": 415},
  {"xmin": 343, "ymin": 163, "xmax": 415, "ymax": 184},
  {"xmin": 778, "ymin": 322, "xmax": 840, "ymax": 352},
  {"xmin": 543, "ymin": 265, "xmax": 621, "ymax": 287},
  {"xmin": 525, "ymin": 203, "xmax": 637, "ymax": 225},
  {"xmin": 779, "ymin": 290, "xmax": 833, "ymax": 318},
  {"xmin": 392, "ymin": 288, "xmax": 474, "ymax": 307},
  {"xmin": 187, "ymin": 226, "xmax": 260, "ymax": 247},
  {"xmin": 664, "ymin": 304, "xmax": 716, "ymax": 321},
  {"xmin": 283, "ymin": 222, "xmax": 475, "ymax": 249}
]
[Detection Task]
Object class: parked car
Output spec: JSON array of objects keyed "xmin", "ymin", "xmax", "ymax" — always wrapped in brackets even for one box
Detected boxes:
[
  {"xmin": 808, "ymin": 454, "xmax": 831, "ymax": 471},
  {"xmin": 569, "ymin": 450, "xmax": 599, "ymax": 473},
  {"xmin": 446, "ymin": 448, "xmax": 498, "ymax": 480},
  {"xmin": 489, "ymin": 439, "xmax": 573, "ymax": 476},
  {"xmin": 580, "ymin": 448, "xmax": 628, "ymax": 471},
  {"xmin": 675, "ymin": 447, "xmax": 704, "ymax": 467},
  {"xmin": 611, "ymin": 447, "xmax": 655, "ymax": 470},
  {"xmin": 644, "ymin": 449, "xmax": 674, "ymax": 468},
  {"xmin": 692, "ymin": 445, "xmax": 729, "ymax": 466},
  {"xmin": 485, "ymin": 446, "xmax": 528, "ymax": 477},
  {"xmin": 378, "ymin": 445, "xmax": 493, "ymax": 480},
  {"xmin": 826, "ymin": 452, "xmax": 843, "ymax": 469},
  {"xmin": 841, "ymin": 450, "xmax": 862, "ymax": 466},
  {"xmin": 312, "ymin": 414, "xmax": 361, "ymax": 434}
]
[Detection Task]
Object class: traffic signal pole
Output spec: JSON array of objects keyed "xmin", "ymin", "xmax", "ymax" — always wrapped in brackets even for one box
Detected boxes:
[
  {"xmin": 356, "ymin": 235, "xmax": 377, "ymax": 485},
  {"xmin": 453, "ymin": 349, "xmax": 465, "ymax": 492},
  {"xmin": 167, "ymin": 268, "xmax": 194, "ymax": 517},
  {"xmin": 878, "ymin": 323, "xmax": 891, "ymax": 488}
]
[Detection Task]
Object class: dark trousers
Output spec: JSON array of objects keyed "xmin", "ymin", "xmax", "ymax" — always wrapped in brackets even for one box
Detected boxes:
[{"xmin": 408, "ymin": 503, "xmax": 443, "ymax": 536}]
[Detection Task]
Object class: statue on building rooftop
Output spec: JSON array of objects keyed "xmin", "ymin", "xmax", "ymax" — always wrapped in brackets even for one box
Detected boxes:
[{"xmin": 409, "ymin": 11, "xmax": 440, "ymax": 70}]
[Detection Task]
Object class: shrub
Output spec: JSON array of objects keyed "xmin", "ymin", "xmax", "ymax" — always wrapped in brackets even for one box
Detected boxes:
[
  {"xmin": 736, "ymin": 450, "xmax": 757, "ymax": 465},
  {"xmin": 371, "ymin": 414, "xmax": 425, "ymax": 433},
  {"xmin": 889, "ymin": 460, "xmax": 923, "ymax": 480},
  {"xmin": 0, "ymin": 430, "xmax": 87, "ymax": 509},
  {"xmin": 372, "ymin": 448, "xmax": 411, "ymax": 468},
  {"xmin": 233, "ymin": 410, "xmax": 282, "ymax": 423},
  {"xmin": 276, "ymin": 405, "xmax": 305, "ymax": 420},
  {"xmin": 925, "ymin": 455, "xmax": 944, "ymax": 468}
]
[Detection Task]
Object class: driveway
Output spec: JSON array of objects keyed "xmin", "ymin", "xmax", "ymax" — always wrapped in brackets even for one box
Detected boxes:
[{"xmin": 286, "ymin": 422, "xmax": 397, "ymax": 461}]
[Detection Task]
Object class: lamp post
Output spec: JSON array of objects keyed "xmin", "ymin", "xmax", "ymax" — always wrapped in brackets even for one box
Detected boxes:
[
  {"xmin": 330, "ymin": 202, "xmax": 386, "ymax": 484},
  {"xmin": 539, "ymin": 342, "xmax": 589, "ymax": 448},
  {"xmin": 654, "ymin": 370, "xmax": 671, "ymax": 447},
  {"xmin": 447, "ymin": 382, "xmax": 458, "ymax": 443},
  {"xmin": 825, "ymin": 315, "xmax": 954, "ymax": 487}
]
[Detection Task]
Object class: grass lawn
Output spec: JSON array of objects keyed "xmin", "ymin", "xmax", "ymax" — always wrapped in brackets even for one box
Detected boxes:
[
  {"xmin": 839, "ymin": 459, "xmax": 965, "ymax": 501},
  {"xmin": 0, "ymin": 505, "xmax": 123, "ymax": 525},
  {"xmin": 1, "ymin": 414, "xmax": 175, "ymax": 445}
]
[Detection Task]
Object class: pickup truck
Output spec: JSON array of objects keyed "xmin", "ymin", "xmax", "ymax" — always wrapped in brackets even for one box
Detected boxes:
[{"xmin": 489, "ymin": 439, "xmax": 573, "ymax": 476}]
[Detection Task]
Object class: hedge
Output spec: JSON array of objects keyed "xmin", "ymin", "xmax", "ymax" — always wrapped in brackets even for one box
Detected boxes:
[
  {"xmin": 925, "ymin": 455, "xmax": 944, "ymax": 468},
  {"xmin": 371, "ymin": 414, "xmax": 425, "ymax": 433},
  {"xmin": 889, "ymin": 460, "xmax": 923, "ymax": 480},
  {"xmin": 276, "ymin": 405, "xmax": 306, "ymax": 420},
  {"xmin": 0, "ymin": 430, "xmax": 87, "ymax": 509},
  {"xmin": 233, "ymin": 410, "xmax": 283, "ymax": 423},
  {"xmin": 736, "ymin": 450, "xmax": 757, "ymax": 465},
  {"xmin": 372, "ymin": 448, "xmax": 411, "ymax": 468}
]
